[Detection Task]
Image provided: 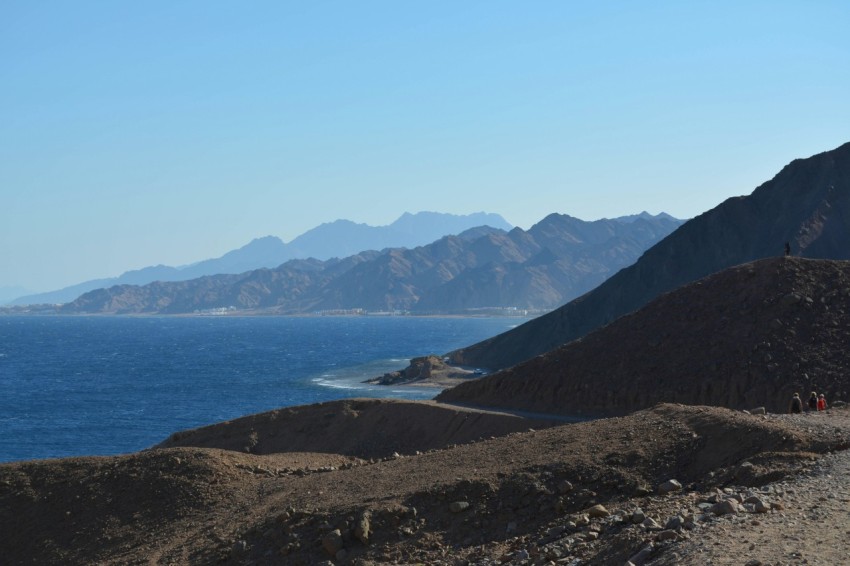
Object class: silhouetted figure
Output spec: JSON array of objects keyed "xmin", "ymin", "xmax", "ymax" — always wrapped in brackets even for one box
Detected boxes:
[
  {"xmin": 785, "ymin": 242, "xmax": 791, "ymax": 256},
  {"xmin": 808, "ymin": 391, "xmax": 818, "ymax": 411},
  {"xmin": 789, "ymin": 393, "xmax": 802, "ymax": 414},
  {"xmin": 818, "ymin": 394, "xmax": 827, "ymax": 411}
]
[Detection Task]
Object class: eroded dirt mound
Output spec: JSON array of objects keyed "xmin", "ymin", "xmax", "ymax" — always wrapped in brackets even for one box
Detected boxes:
[
  {"xmin": 439, "ymin": 257, "xmax": 850, "ymax": 416},
  {"xmin": 2, "ymin": 403, "xmax": 845, "ymax": 565},
  {"xmin": 155, "ymin": 398, "xmax": 562, "ymax": 459}
]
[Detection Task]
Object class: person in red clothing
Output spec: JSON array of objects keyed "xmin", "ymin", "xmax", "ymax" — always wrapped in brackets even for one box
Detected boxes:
[{"xmin": 817, "ymin": 393, "xmax": 827, "ymax": 411}]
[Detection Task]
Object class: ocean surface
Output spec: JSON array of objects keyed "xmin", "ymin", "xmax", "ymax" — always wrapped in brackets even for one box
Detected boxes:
[{"xmin": 0, "ymin": 315, "xmax": 524, "ymax": 463}]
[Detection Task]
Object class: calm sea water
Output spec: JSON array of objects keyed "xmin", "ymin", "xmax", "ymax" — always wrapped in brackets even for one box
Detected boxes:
[{"xmin": 0, "ymin": 315, "xmax": 523, "ymax": 463}]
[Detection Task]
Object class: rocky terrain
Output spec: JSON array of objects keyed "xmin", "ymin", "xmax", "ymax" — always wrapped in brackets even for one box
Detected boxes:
[
  {"xmin": 438, "ymin": 257, "xmax": 850, "ymax": 417},
  {"xmin": 364, "ymin": 356, "xmax": 481, "ymax": 388},
  {"xmin": 451, "ymin": 141, "xmax": 850, "ymax": 370},
  {"xmin": 56, "ymin": 213, "xmax": 681, "ymax": 315},
  {"xmin": 3, "ymin": 400, "xmax": 849, "ymax": 565}
]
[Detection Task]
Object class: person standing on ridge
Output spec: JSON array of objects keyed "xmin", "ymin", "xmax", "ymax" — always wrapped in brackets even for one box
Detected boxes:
[
  {"xmin": 818, "ymin": 393, "xmax": 827, "ymax": 411},
  {"xmin": 784, "ymin": 242, "xmax": 791, "ymax": 256},
  {"xmin": 789, "ymin": 393, "xmax": 803, "ymax": 414},
  {"xmin": 808, "ymin": 391, "xmax": 818, "ymax": 411}
]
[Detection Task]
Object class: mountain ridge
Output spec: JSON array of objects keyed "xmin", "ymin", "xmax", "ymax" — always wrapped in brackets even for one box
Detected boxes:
[
  {"xmin": 7, "ymin": 211, "xmax": 512, "ymax": 306},
  {"xmin": 57, "ymin": 213, "xmax": 682, "ymax": 315},
  {"xmin": 438, "ymin": 256, "xmax": 850, "ymax": 415},
  {"xmin": 448, "ymin": 141, "xmax": 850, "ymax": 370}
]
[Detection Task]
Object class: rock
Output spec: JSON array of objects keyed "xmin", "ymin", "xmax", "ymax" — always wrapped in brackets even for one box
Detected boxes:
[
  {"xmin": 575, "ymin": 514, "xmax": 591, "ymax": 527},
  {"xmin": 515, "ymin": 549, "xmax": 530, "ymax": 561},
  {"xmin": 749, "ymin": 406, "xmax": 766, "ymax": 415},
  {"xmin": 231, "ymin": 540, "xmax": 248, "ymax": 556},
  {"xmin": 711, "ymin": 499, "xmax": 739, "ymax": 516},
  {"xmin": 631, "ymin": 508, "xmax": 646, "ymax": 524},
  {"xmin": 658, "ymin": 479, "xmax": 682, "ymax": 495},
  {"xmin": 558, "ymin": 480, "xmax": 574, "ymax": 494},
  {"xmin": 664, "ymin": 515, "xmax": 684, "ymax": 531},
  {"xmin": 634, "ymin": 484, "xmax": 652, "ymax": 496},
  {"xmin": 335, "ymin": 549, "xmax": 348, "ymax": 562},
  {"xmin": 656, "ymin": 529, "xmax": 678, "ymax": 542},
  {"xmin": 354, "ymin": 510, "xmax": 371, "ymax": 544},
  {"xmin": 627, "ymin": 543, "xmax": 654, "ymax": 566},
  {"xmin": 584, "ymin": 531, "xmax": 599, "ymax": 541},
  {"xmin": 771, "ymin": 501, "xmax": 785, "ymax": 511},
  {"xmin": 322, "ymin": 529, "xmax": 344, "ymax": 557},
  {"xmin": 587, "ymin": 504, "xmax": 610, "ymax": 518},
  {"xmin": 642, "ymin": 517, "xmax": 661, "ymax": 530},
  {"xmin": 752, "ymin": 497, "xmax": 770, "ymax": 513},
  {"xmin": 449, "ymin": 501, "xmax": 470, "ymax": 513}
]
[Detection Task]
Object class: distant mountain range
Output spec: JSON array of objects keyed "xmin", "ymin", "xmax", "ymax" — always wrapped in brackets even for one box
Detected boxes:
[
  {"xmin": 448, "ymin": 141, "xmax": 850, "ymax": 371},
  {"xmin": 57, "ymin": 212, "xmax": 682, "ymax": 315},
  {"xmin": 7, "ymin": 211, "xmax": 513, "ymax": 306}
]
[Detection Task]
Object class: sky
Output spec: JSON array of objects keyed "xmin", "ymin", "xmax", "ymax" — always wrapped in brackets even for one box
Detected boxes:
[{"xmin": 2, "ymin": 2, "xmax": 849, "ymax": 294}]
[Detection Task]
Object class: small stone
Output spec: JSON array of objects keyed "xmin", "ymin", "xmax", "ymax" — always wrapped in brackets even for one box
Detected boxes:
[
  {"xmin": 584, "ymin": 531, "xmax": 599, "ymax": 541},
  {"xmin": 665, "ymin": 515, "xmax": 684, "ymax": 531},
  {"xmin": 558, "ymin": 480, "xmax": 574, "ymax": 494},
  {"xmin": 632, "ymin": 509, "xmax": 646, "ymax": 524},
  {"xmin": 587, "ymin": 504, "xmax": 610, "ymax": 518},
  {"xmin": 354, "ymin": 510, "xmax": 371, "ymax": 543},
  {"xmin": 771, "ymin": 501, "xmax": 785, "ymax": 511},
  {"xmin": 658, "ymin": 479, "xmax": 682, "ymax": 495},
  {"xmin": 656, "ymin": 529, "xmax": 678, "ymax": 542},
  {"xmin": 711, "ymin": 499, "xmax": 739, "ymax": 516},
  {"xmin": 642, "ymin": 517, "xmax": 661, "ymax": 530},
  {"xmin": 575, "ymin": 514, "xmax": 590, "ymax": 527},
  {"xmin": 321, "ymin": 529, "xmax": 344, "ymax": 557},
  {"xmin": 449, "ymin": 501, "xmax": 470, "ymax": 513}
]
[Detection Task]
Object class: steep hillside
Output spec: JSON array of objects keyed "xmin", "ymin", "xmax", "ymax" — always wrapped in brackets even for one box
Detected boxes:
[
  {"xmin": 439, "ymin": 257, "xmax": 850, "ymax": 416},
  {"xmin": 450, "ymin": 141, "xmax": 850, "ymax": 370},
  {"xmin": 60, "ymin": 214, "xmax": 681, "ymax": 315}
]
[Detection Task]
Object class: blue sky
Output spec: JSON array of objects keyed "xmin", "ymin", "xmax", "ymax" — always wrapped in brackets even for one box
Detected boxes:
[{"xmin": 2, "ymin": 1, "xmax": 849, "ymax": 292}]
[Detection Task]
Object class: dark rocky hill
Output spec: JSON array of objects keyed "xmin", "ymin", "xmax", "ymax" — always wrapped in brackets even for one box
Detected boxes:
[
  {"xmin": 450, "ymin": 141, "xmax": 850, "ymax": 370},
  {"xmin": 438, "ymin": 257, "xmax": 850, "ymax": 416},
  {"xmin": 60, "ymin": 214, "xmax": 681, "ymax": 314}
]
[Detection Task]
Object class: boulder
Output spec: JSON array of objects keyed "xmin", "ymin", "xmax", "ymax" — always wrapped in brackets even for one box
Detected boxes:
[{"xmin": 658, "ymin": 479, "xmax": 682, "ymax": 495}]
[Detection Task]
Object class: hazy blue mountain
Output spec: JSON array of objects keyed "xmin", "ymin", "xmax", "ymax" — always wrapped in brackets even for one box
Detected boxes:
[
  {"xmin": 0, "ymin": 286, "xmax": 31, "ymax": 305},
  {"xmin": 286, "ymin": 211, "xmax": 513, "ymax": 260},
  {"xmin": 60, "ymin": 214, "xmax": 682, "ymax": 315},
  {"xmin": 9, "ymin": 212, "xmax": 512, "ymax": 306}
]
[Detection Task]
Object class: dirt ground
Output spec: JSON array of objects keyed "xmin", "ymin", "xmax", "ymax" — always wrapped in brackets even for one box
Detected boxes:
[{"xmin": 2, "ymin": 400, "xmax": 849, "ymax": 565}]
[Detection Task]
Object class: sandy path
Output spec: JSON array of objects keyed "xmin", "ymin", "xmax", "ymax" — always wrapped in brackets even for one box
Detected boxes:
[{"xmin": 650, "ymin": 409, "xmax": 850, "ymax": 566}]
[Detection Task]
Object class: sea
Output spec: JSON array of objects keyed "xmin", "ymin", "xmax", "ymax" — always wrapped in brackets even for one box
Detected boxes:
[{"xmin": 0, "ymin": 315, "xmax": 524, "ymax": 463}]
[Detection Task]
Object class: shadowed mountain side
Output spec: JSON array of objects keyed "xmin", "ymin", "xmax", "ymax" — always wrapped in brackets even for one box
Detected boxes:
[
  {"xmin": 449, "ymin": 141, "xmax": 850, "ymax": 370},
  {"xmin": 155, "ymin": 398, "xmax": 564, "ymax": 460},
  {"xmin": 438, "ymin": 257, "xmax": 850, "ymax": 416},
  {"xmin": 59, "ymin": 214, "xmax": 681, "ymax": 314}
]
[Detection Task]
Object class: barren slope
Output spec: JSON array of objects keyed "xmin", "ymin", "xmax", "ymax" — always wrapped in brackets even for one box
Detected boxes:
[
  {"xmin": 1, "ymin": 402, "xmax": 845, "ymax": 565},
  {"xmin": 439, "ymin": 257, "xmax": 850, "ymax": 416}
]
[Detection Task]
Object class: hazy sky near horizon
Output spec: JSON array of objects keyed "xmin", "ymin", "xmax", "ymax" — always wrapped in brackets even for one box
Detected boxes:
[{"xmin": 2, "ymin": 2, "xmax": 849, "ymax": 293}]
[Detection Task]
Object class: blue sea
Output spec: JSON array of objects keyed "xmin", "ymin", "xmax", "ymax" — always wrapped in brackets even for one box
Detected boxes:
[{"xmin": 0, "ymin": 315, "xmax": 523, "ymax": 463}]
